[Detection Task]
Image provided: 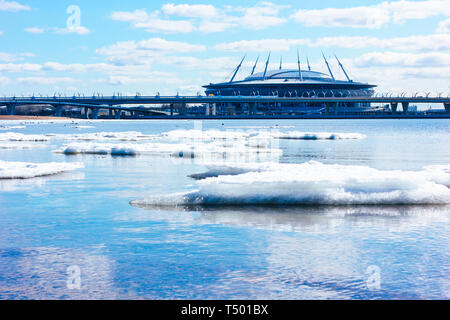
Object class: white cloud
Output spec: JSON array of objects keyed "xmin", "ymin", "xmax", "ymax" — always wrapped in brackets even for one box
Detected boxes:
[
  {"xmin": 291, "ymin": 0, "xmax": 450, "ymax": 29},
  {"xmin": 53, "ymin": 26, "xmax": 90, "ymax": 35},
  {"xmin": 354, "ymin": 51, "xmax": 450, "ymax": 68},
  {"xmin": 161, "ymin": 4, "xmax": 218, "ymax": 19},
  {"xmin": 238, "ymin": 14, "xmax": 286, "ymax": 30},
  {"xmin": 313, "ymin": 34, "xmax": 450, "ymax": 51},
  {"xmin": 0, "ymin": 63, "xmax": 41, "ymax": 72},
  {"xmin": 215, "ymin": 38, "xmax": 311, "ymax": 52},
  {"xmin": 134, "ymin": 19, "xmax": 195, "ymax": 33},
  {"xmin": 344, "ymin": 62, "xmax": 450, "ymax": 92},
  {"xmin": 111, "ymin": 2, "xmax": 288, "ymax": 33},
  {"xmin": 291, "ymin": 6, "xmax": 389, "ymax": 29},
  {"xmin": 436, "ymin": 18, "xmax": 450, "ymax": 33},
  {"xmin": 96, "ymin": 38, "xmax": 205, "ymax": 65},
  {"xmin": 198, "ymin": 21, "xmax": 234, "ymax": 33},
  {"xmin": 0, "ymin": 0, "xmax": 30, "ymax": 12},
  {"xmin": 215, "ymin": 34, "xmax": 450, "ymax": 52},
  {"xmin": 0, "ymin": 52, "xmax": 22, "ymax": 62},
  {"xmin": 110, "ymin": 9, "xmax": 194, "ymax": 33},
  {"xmin": 0, "ymin": 62, "xmax": 121, "ymax": 74},
  {"xmin": 385, "ymin": 0, "xmax": 450, "ymax": 24},
  {"xmin": 110, "ymin": 9, "xmax": 149, "ymax": 23},
  {"xmin": 17, "ymin": 77, "xmax": 79, "ymax": 85},
  {"xmin": 25, "ymin": 27, "xmax": 44, "ymax": 34},
  {"xmin": 234, "ymin": 1, "xmax": 288, "ymax": 16},
  {"xmin": 400, "ymin": 67, "xmax": 450, "ymax": 79},
  {"xmin": 0, "ymin": 52, "xmax": 34, "ymax": 63},
  {"xmin": 103, "ymin": 73, "xmax": 181, "ymax": 86},
  {"xmin": 0, "ymin": 55, "xmax": 236, "ymax": 80},
  {"xmin": 233, "ymin": 2, "xmax": 288, "ymax": 30},
  {"xmin": 163, "ymin": 56, "xmax": 237, "ymax": 71},
  {"xmin": 98, "ymin": 38, "xmax": 205, "ymax": 55},
  {"xmin": 0, "ymin": 76, "xmax": 10, "ymax": 85}
]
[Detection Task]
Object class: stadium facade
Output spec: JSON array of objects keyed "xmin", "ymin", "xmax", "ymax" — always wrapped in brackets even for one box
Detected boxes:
[{"xmin": 202, "ymin": 53, "xmax": 377, "ymax": 115}]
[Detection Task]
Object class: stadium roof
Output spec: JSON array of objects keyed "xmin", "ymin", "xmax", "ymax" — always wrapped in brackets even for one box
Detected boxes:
[{"xmin": 246, "ymin": 69, "xmax": 331, "ymax": 81}]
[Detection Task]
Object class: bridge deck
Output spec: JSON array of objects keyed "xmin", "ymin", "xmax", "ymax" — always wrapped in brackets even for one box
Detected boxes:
[
  {"xmin": 1, "ymin": 95, "xmax": 449, "ymax": 118},
  {"xmin": 0, "ymin": 95, "xmax": 449, "ymax": 106}
]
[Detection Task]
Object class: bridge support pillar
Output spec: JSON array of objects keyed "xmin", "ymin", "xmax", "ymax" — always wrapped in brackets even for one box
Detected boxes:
[
  {"xmin": 334, "ymin": 102, "xmax": 339, "ymax": 115},
  {"xmin": 114, "ymin": 110, "xmax": 121, "ymax": 119},
  {"xmin": 6, "ymin": 104, "xmax": 15, "ymax": 115},
  {"xmin": 249, "ymin": 103, "xmax": 257, "ymax": 115},
  {"xmin": 54, "ymin": 105, "xmax": 63, "ymax": 117},
  {"xmin": 402, "ymin": 102, "xmax": 409, "ymax": 113},
  {"xmin": 109, "ymin": 109, "xmax": 113, "ymax": 118},
  {"xmin": 226, "ymin": 103, "xmax": 234, "ymax": 116},
  {"xmin": 83, "ymin": 107, "xmax": 89, "ymax": 119},
  {"xmin": 444, "ymin": 103, "xmax": 450, "ymax": 113},
  {"xmin": 91, "ymin": 108, "xmax": 99, "ymax": 119},
  {"xmin": 170, "ymin": 104, "xmax": 174, "ymax": 116},
  {"xmin": 325, "ymin": 103, "xmax": 330, "ymax": 115},
  {"xmin": 181, "ymin": 103, "xmax": 186, "ymax": 116},
  {"xmin": 390, "ymin": 102, "xmax": 398, "ymax": 113}
]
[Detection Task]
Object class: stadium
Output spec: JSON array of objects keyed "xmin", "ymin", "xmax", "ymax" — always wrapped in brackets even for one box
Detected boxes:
[{"xmin": 202, "ymin": 53, "xmax": 377, "ymax": 115}]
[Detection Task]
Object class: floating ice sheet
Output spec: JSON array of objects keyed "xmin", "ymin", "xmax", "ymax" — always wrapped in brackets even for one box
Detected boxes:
[
  {"xmin": 0, "ymin": 131, "xmax": 156, "ymax": 142},
  {"xmin": 273, "ymin": 131, "xmax": 366, "ymax": 140},
  {"xmin": 0, "ymin": 125, "xmax": 26, "ymax": 130},
  {"xmin": 0, "ymin": 129, "xmax": 366, "ymax": 144},
  {"xmin": 55, "ymin": 141, "xmax": 282, "ymax": 161},
  {"xmin": 132, "ymin": 161, "xmax": 450, "ymax": 206},
  {"xmin": 159, "ymin": 129, "xmax": 366, "ymax": 141},
  {"xmin": 0, "ymin": 132, "xmax": 50, "ymax": 141},
  {"xmin": 0, "ymin": 160, "xmax": 83, "ymax": 179},
  {"xmin": 0, "ymin": 143, "xmax": 46, "ymax": 149}
]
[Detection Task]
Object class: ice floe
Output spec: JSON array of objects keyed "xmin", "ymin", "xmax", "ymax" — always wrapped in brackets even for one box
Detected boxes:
[
  {"xmin": 0, "ymin": 125, "xmax": 26, "ymax": 130},
  {"xmin": 0, "ymin": 160, "xmax": 83, "ymax": 179},
  {"xmin": 273, "ymin": 131, "xmax": 366, "ymax": 140},
  {"xmin": 132, "ymin": 161, "xmax": 450, "ymax": 206},
  {"xmin": 0, "ymin": 132, "xmax": 50, "ymax": 142},
  {"xmin": 0, "ymin": 128, "xmax": 366, "ymax": 145},
  {"xmin": 0, "ymin": 131, "xmax": 156, "ymax": 142},
  {"xmin": 55, "ymin": 141, "xmax": 282, "ymax": 161},
  {"xmin": 70, "ymin": 125, "xmax": 96, "ymax": 129},
  {"xmin": 61, "ymin": 131, "xmax": 156, "ymax": 141},
  {"xmin": 159, "ymin": 129, "xmax": 366, "ymax": 141},
  {"xmin": 160, "ymin": 129, "xmax": 258, "ymax": 142},
  {"xmin": 0, "ymin": 143, "xmax": 46, "ymax": 149}
]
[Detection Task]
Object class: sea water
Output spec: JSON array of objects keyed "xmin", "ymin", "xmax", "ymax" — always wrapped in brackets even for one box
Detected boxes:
[{"xmin": 0, "ymin": 119, "xmax": 449, "ymax": 299}]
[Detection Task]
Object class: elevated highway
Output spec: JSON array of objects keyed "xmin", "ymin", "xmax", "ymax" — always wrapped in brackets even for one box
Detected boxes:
[{"xmin": 0, "ymin": 95, "xmax": 449, "ymax": 118}]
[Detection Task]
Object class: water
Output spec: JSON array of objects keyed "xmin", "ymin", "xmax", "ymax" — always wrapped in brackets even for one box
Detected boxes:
[{"xmin": 0, "ymin": 119, "xmax": 449, "ymax": 299}]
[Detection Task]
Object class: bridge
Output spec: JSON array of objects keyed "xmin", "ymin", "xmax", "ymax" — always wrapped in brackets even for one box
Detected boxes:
[{"xmin": 0, "ymin": 94, "xmax": 449, "ymax": 118}]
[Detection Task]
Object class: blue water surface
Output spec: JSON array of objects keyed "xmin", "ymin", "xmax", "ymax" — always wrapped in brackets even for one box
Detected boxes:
[{"xmin": 0, "ymin": 119, "xmax": 449, "ymax": 299}]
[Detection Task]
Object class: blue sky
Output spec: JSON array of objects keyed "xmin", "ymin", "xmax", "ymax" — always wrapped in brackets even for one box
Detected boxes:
[{"xmin": 0, "ymin": 0, "xmax": 449, "ymax": 96}]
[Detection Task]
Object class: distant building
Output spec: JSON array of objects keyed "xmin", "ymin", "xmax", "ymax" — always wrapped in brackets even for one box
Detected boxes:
[{"xmin": 203, "ymin": 53, "xmax": 376, "ymax": 115}]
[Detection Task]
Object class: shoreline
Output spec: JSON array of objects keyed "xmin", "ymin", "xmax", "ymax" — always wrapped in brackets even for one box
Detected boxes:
[
  {"xmin": 1, "ymin": 114, "xmax": 449, "ymax": 121},
  {"xmin": 0, "ymin": 115, "xmax": 73, "ymax": 120}
]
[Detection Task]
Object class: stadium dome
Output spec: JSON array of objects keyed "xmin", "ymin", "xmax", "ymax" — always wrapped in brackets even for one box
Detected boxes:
[
  {"xmin": 245, "ymin": 69, "xmax": 332, "ymax": 81},
  {"xmin": 202, "ymin": 54, "xmax": 377, "ymax": 115}
]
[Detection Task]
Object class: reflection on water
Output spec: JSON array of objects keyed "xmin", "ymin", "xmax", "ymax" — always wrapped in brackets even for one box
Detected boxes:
[
  {"xmin": 128, "ymin": 203, "xmax": 450, "ymax": 233},
  {"xmin": 0, "ymin": 246, "xmax": 130, "ymax": 300},
  {"xmin": 0, "ymin": 171, "xmax": 84, "ymax": 192},
  {"xmin": 121, "ymin": 204, "xmax": 450, "ymax": 299}
]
